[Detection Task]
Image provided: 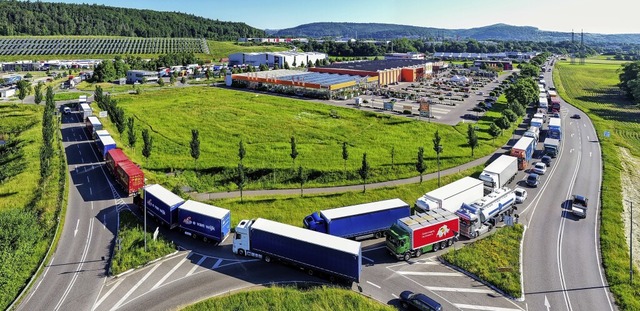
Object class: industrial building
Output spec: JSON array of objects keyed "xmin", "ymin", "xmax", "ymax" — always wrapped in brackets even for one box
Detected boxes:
[
  {"xmin": 473, "ymin": 60, "xmax": 513, "ymax": 70},
  {"xmin": 126, "ymin": 70, "xmax": 159, "ymax": 84},
  {"xmin": 433, "ymin": 51, "xmax": 537, "ymax": 61},
  {"xmin": 228, "ymin": 51, "xmax": 328, "ymax": 68},
  {"xmin": 309, "ymin": 59, "xmax": 433, "ymax": 85},
  {"xmin": 384, "ymin": 52, "xmax": 426, "ymax": 60}
]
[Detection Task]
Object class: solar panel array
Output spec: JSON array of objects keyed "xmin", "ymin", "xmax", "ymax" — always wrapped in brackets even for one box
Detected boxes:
[
  {"xmin": 0, "ymin": 38, "xmax": 210, "ymax": 55},
  {"xmin": 276, "ymin": 72, "xmax": 369, "ymax": 88}
]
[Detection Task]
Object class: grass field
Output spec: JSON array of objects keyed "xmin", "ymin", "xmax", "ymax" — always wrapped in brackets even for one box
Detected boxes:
[
  {"xmin": 554, "ymin": 59, "xmax": 640, "ymax": 310},
  {"xmin": 53, "ymin": 91, "xmax": 92, "ymax": 101},
  {"xmin": 181, "ymin": 285, "xmax": 395, "ymax": 311},
  {"xmin": 207, "ymin": 41, "xmax": 288, "ymax": 61},
  {"xmin": 98, "ymin": 86, "xmax": 509, "ymax": 193}
]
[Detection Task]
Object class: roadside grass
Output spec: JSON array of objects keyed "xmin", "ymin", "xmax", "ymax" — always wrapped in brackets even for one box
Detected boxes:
[
  {"xmin": 76, "ymin": 81, "xmax": 161, "ymax": 93},
  {"xmin": 98, "ymin": 86, "xmax": 509, "ymax": 193},
  {"xmin": 441, "ymin": 224, "xmax": 524, "ymax": 298},
  {"xmin": 53, "ymin": 91, "xmax": 92, "ymax": 101},
  {"xmin": 181, "ymin": 285, "xmax": 395, "ymax": 311},
  {"xmin": 111, "ymin": 210, "xmax": 176, "ymax": 275},
  {"xmin": 554, "ymin": 60, "xmax": 640, "ymax": 310}
]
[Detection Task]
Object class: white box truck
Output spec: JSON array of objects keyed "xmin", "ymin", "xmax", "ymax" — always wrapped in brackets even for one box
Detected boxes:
[
  {"xmin": 415, "ymin": 177, "xmax": 484, "ymax": 213},
  {"xmin": 479, "ymin": 155, "xmax": 518, "ymax": 194}
]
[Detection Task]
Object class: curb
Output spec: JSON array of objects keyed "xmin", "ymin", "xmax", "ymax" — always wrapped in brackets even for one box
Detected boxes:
[{"xmin": 518, "ymin": 225, "xmax": 528, "ymax": 302}]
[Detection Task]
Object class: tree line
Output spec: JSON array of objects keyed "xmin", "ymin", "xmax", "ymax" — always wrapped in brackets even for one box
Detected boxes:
[{"xmin": 618, "ymin": 61, "xmax": 640, "ymax": 104}]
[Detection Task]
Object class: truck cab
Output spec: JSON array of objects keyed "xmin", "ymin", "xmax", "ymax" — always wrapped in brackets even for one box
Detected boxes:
[
  {"xmin": 386, "ymin": 224, "xmax": 411, "ymax": 260},
  {"xmin": 302, "ymin": 212, "xmax": 325, "ymax": 233},
  {"xmin": 415, "ymin": 196, "xmax": 437, "ymax": 213},
  {"xmin": 232, "ymin": 219, "xmax": 260, "ymax": 258}
]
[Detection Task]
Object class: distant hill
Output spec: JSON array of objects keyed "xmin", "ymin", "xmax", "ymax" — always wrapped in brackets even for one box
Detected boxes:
[
  {"xmin": 273, "ymin": 22, "xmax": 640, "ymax": 44},
  {"xmin": 0, "ymin": 1, "xmax": 264, "ymax": 40}
]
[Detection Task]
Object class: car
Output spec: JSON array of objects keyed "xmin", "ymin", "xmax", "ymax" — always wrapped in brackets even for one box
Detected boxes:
[
  {"xmin": 571, "ymin": 114, "xmax": 581, "ymax": 119},
  {"xmin": 541, "ymin": 155, "xmax": 552, "ymax": 167},
  {"xmin": 399, "ymin": 290, "xmax": 442, "ymax": 311},
  {"xmin": 526, "ymin": 173, "xmax": 540, "ymax": 187},
  {"xmin": 463, "ymin": 113, "xmax": 480, "ymax": 120},
  {"xmin": 549, "ymin": 87, "xmax": 556, "ymax": 91},
  {"xmin": 532, "ymin": 162, "xmax": 547, "ymax": 175},
  {"xmin": 515, "ymin": 188, "xmax": 528, "ymax": 203},
  {"xmin": 472, "ymin": 106, "xmax": 486, "ymax": 112},
  {"xmin": 63, "ymin": 107, "xmax": 71, "ymax": 114},
  {"xmin": 570, "ymin": 195, "xmax": 589, "ymax": 218}
]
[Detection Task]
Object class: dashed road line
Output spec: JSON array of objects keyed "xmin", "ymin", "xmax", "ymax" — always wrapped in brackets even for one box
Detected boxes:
[{"xmin": 366, "ymin": 281, "xmax": 381, "ymax": 289}]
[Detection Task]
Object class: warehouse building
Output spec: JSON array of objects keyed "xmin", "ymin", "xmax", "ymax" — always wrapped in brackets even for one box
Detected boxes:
[
  {"xmin": 473, "ymin": 60, "xmax": 513, "ymax": 70},
  {"xmin": 384, "ymin": 52, "xmax": 426, "ymax": 60},
  {"xmin": 309, "ymin": 59, "xmax": 433, "ymax": 85},
  {"xmin": 126, "ymin": 70, "xmax": 159, "ymax": 84},
  {"xmin": 228, "ymin": 51, "xmax": 328, "ymax": 68}
]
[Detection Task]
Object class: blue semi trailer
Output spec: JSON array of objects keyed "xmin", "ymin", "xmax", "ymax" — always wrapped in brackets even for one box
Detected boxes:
[
  {"xmin": 303, "ymin": 198, "xmax": 411, "ymax": 239},
  {"xmin": 178, "ymin": 200, "xmax": 231, "ymax": 244},
  {"xmin": 233, "ymin": 218, "xmax": 362, "ymax": 283},
  {"xmin": 96, "ymin": 134, "xmax": 116, "ymax": 161},
  {"xmin": 143, "ymin": 184, "xmax": 185, "ymax": 229}
]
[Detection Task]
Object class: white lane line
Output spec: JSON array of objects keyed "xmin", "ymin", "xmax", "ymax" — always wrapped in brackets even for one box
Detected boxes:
[
  {"xmin": 212, "ymin": 258, "xmax": 223, "ymax": 269},
  {"xmin": 103, "ymin": 214, "xmax": 106, "ymax": 230},
  {"xmin": 366, "ymin": 281, "xmax": 381, "ymax": 289},
  {"xmin": 74, "ymin": 219, "xmax": 80, "ymax": 237},
  {"xmin": 24, "ymin": 256, "xmax": 54, "ymax": 304},
  {"xmin": 587, "ymin": 135, "xmax": 590, "ymax": 140},
  {"xmin": 186, "ymin": 256, "xmax": 207, "ymax": 276},
  {"xmin": 152, "ymin": 258, "xmax": 188, "ymax": 290},
  {"xmin": 92, "ymin": 278, "xmax": 123, "ymax": 311},
  {"xmin": 90, "ymin": 187, "xmax": 92, "ymax": 196},
  {"xmin": 590, "ymin": 152, "xmax": 592, "ymax": 157},
  {"xmin": 362, "ymin": 256, "xmax": 374, "ymax": 263},
  {"xmin": 54, "ymin": 218, "xmax": 94, "ymax": 311},
  {"xmin": 414, "ymin": 260, "xmax": 438, "ymax": 265},
  {"xmin": 392, "ymin": 293, "xmax": 399, "ymax": 299},
  {"xmin": 425, "ymin": 286, "xmax": 493, "ymax": 294},
  {"xmin": 454, "ymin": 303, "xmax": 522, "ymax": 311},
  {"xmin": 396, "ymin": 271, "xmax": 462, "ymax": 277},
  {"xmin": 109, "ymin": 264, "xmax": 161, "ymax": 311}
]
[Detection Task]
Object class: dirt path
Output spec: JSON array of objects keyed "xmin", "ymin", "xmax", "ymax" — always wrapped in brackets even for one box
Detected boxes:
[{"xmin": 619, "ymin": 147, "xmax": 640, "ymax": 268}]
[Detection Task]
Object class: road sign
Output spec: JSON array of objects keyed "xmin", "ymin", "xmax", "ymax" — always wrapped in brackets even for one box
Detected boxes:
[
  {"xmin": 504, "ymin": 215, "xmax": 514, "ymax": 226},
  {"xmin": 99, "ymin": 111, "xmax": 108, "ymax": 118},
  {"xmin": 604, "ymin": 130, "xmax": 610, "ymax": 138},
  {"xmin": 153, "ymin": 227, "xmax": 159, "ymax": 241}
]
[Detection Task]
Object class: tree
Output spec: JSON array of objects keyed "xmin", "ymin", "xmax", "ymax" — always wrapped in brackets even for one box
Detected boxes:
[
  {"xmin": 127, "ymin": 117, "xmax": 136, "ymax": 148},
  {"xmin": 496, "ymin": 115, "xmax": 511, "ymax": 130},
  {"xmin": 190, "ymin": 129, "xmax": 200, "ymax": 171},
  {"xmin": 94, "ymin": 85, "xmax": 104, "ymax": 104},
  {"xmin": 142, "ymin": 128, "xmax": 153, "ymax": 163},
  {"xmin": 34, "ymin": 81, "xmax": 44, "ymax": 104},
  {"xmin": 433, "ymin": 130, "xmax": 443, "ymax": 187},
  {"xmin": 289, "ymin": 136, "xmax": 298, "ymax": 168},
  {"xmin": 467, "ymin": 124, "xmax": 478, "ymax": 157},
  {"xmin": 170, "ymin": 74, "xmax": 176, "ymax": 85},
  {"xmin": 416, "ymin": 147, "xmax": 427, "ymax": 183},
  {"xmin": 489, "ymin": 123, "xmax": 502, "ymax": 142},
  {"xmin": 296, "ymin": 166, "xmax": 307, "ymax": 197},
  {"xmin": 205, "ymin": 68, "xmax": 212, "ymax": 80},
  {"xmin": 358, "ymin": 153, "xmax": 370, "ymax": 193},
  {"xmin": 181, "ymin": 76, "xmax": 187, "ymax": 84},
  {"xmin": 508, "ymin": 99, "xmax": 525, "ymax": 117},
  {"xmin": 234, "ymin": 163, "xmax": 246, "ymax": 202},
  {"xmin": 16, "ymin": 80, "xmax": 31, "ymax": 102},
  {"xmin": 342, "ymin": 142, "xmax": 349, "ymax": 178},
  {"xmin": 157, "ymin": 77, "xmax": 165, "ymax": 86},
  {"xmin": 503, "ymin": 109, "xmax": 518, "ymax": 123},
  {"xmin": 238, "ymin": 139, "xmax": 246, "ymax": 163}
]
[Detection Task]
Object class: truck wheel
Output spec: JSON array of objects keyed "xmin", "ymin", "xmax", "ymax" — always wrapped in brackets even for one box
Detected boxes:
[
  {"xmin": 447, "ymin": 239, "xmax": 454, "ymax": 247},
  {"xmin": 264, "ymin": 255, "xmax": 271, "ymax": 263},
  {"xmin": 191, "ymin": 233, "xmax": 197, "ymax": 240},
  {"xmin": 374, "ymin": 232, "xmax": 382, "ymax": 239},
  {"xmin": 307, "ymin": 269, "xmax": 314, "ymax": 276},
  {"xmin": 238, "ymin": 249, "xmax": 245, "ymax": 257},
  {"xmin": 433, "ymin": 243, "xmax": 440, "ymax": 252},
  {"xmin": 415, "ymin": 249, "xmax": 422, "ymax": 257},
  {"xmin": 403, "ymin": 252, "xmax": 411, "ymax": 261},
  {"xmin": 471, "ymin": 231, "xmax": 478, "ymax": 239},
  {"xmin": 440, "ymin": 241, "xmax": 447, "ymax": 249},
  {"xmin": 203, "ymin": 237, "xmax": 209, "ymax": 243}
]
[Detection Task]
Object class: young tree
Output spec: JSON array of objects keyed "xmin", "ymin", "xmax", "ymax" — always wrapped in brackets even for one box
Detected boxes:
[
  {"xmin": 358, "ymin": 153, "xmax": 370, "ymax": 193},
  {"xmin": 16, "ymin": 80, "xmax": 31, "ymax": 102},
  {"xmin": 142, "ymin": 128, "xmax": 153, "ymax": 163},
  {"xmin": 157, "ymin": 77, "xmax": 165, "ymax": 86},
  {"xmin": 94, "ymin": 85, "xmax": 104, "ymax": 105},
  {"xmin": 170, "ymin": 74, "xmax": 176, "ymax": 85},
  {"xmin": 238, "ymin": 139, "xmax": 246, "ymax": 163},
  {"xmin": 34, "ymin": 81, "xmax": 44, "ymax": 104},
  {"xmin": 190, "ymin": 129, "xmax": 200, "ymax": 171},
  {"xmin": 496, "ymin": 115, "xmax": 511, "ymax": 130},
  {"xmin": 127, "ymin": 117, "xmax": 136, "ymax": 148},
  {"xmin": 467, "ymin": 124, "xmax": 478, "ymax": 157},
  {"xmin": 181, "ymin": 76, "xmax": 187, "ymax": 84},
  {"xmin": 489, "ymin": 122, "xmax": 503, "ymax": 142},
  {"xmin": 342, "ymin": 142, "xmax": 349, "ymax": 178},
  {"xmin": 235, "ymin": 163, "xmax": 247, "ymax": 202},
  {"xmin": 416, "ymin": 147, "xmax": 427, "ymax": 183},
  {"xmin": 432, "ymin": 130, "xmax": 443, "ymax": 187},
  {"xmin": 297, "ymin": 166, "xmax": 307, "ymax": 197},
  {"xmin": 290, "ymin": 136, "xmax": 298, "ymax": 168},
  {"xmin": 503, "ymin": 109, "xmax": 518, "ymax": 123}
]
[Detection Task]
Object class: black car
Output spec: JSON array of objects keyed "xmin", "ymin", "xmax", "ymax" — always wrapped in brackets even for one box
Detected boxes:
[
  {"xmin": 571, "ymin": 114, "xmax": 581, "ymax": 119},
  {"xmin": 526, "ymin": 173, "xmax": 540, "ymax": 187},
  {"xmin": 472, "ymin": 106, "xmax": 486, "ymax": 112},
  {"xmin": 541, "ymin": 155, "xmax": 552, "ymax": 167},
  {"xmin": 463, "ymin": 113, "xmax": 480, "ymax": 120},
  {"xmin": 399, "ymin": 290, "xmax": 442, "ymax": 311}
]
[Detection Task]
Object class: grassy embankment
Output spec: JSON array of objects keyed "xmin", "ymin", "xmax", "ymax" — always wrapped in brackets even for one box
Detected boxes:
[
  {"xmin": 554, "ymin": 60, "xmax": 640, "ymax": 310},
  {"xmin": 0, "ymin": 104, "xmax": 67, "ymax": 310},
  {"xmin": 53, "ymin": 91, "xmax": 92, "ymax": 101},
  {"xmin": 95, "ymin": 86, "xmax": 515, "ymax": 193},
  {"xmin": 181, "ymin": 286, "xmax": 395, "ymax": 311}
]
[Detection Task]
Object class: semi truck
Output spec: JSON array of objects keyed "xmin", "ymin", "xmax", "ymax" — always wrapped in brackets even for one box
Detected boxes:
[
  {"xmin": 455, "ymin": 187, "xmax": 516, "ymax": 238},
  {"xmin": 96, "ymin": 134, "xmax": 116, "ymax": 160},
  {"xmin": 530, "ymin": 117, "xmax": 544, "ymax": 129},
  {"xmin": 143, "ymin": 184, "xmax": 185, "ymax": 229},
  {"xmin": 303, "ymin": 198, "xmax": 411, "ymax": 239},
  {"xmin": 415, "ymin": 177, "xmax": 484, "ymax": 213},
  {"xmin": 551, "ymin": 98, "xmax": 561, "ymax": 113},
  {"xmin": 386, "ymin": 209, "xmax": 459, "ymax": 261},
  {"xmin": 523, "ymin": 126, "xmax": 540, "ymax": 142},
  {"xmin": 510, "ymin": 136, "xmax": 536, "ymax": 170},
  {"xmin": 178, "ymin": 200, "xmax": 231, "ymax": 244},
  {"xmin": 115, "ymin": 160, "xmax": 144, "ymax": 196},
  {"xmin": 80, "ymin": 103, "xmax": 92, "ymax": 120},
  {"xmin": 85, "ymin": 116, "xmax": 102, "ymax": 138},
  {"xmin": 544, "ymin": 138, "xmax": 560, "ymax": 158},
  {"xmin": 95, "ymin": 129, "xmax": 110, "ymax": 139},
  {"xmin": 233, "ymin": 218, "xmax": 362, "ymax": 283},
  {"xmin": 548, "ymin": 117, "xmax": 562, "ymax": 140},
  {"xmin": 479, "ymin": 155, "xmax": 518, "ymax": 194},
  {"xmin": 106, "ymin": 148, "xmax": 128, "ymax": 175}
]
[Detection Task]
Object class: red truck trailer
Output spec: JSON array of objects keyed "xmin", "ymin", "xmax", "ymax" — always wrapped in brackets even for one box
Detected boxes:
[
  {"xmin": 115, "ymin": 159, "xmax": 144, "ymax": 196},
  {"xmin": 105, "ymin": 148, "xmax": 129, "ymax": 175}
]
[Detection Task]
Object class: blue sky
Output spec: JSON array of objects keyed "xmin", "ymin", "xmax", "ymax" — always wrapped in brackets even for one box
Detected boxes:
[{"xmin": 41, "ymin": 0, "xmax": 634, "ymax": 34}]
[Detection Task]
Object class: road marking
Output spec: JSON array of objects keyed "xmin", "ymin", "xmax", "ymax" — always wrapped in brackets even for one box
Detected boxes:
[
  {"xmin": 424, "ymin": 286, "xmax": 493, "ymax": 294},
  {"xmin": 87, "ymin": 176, "xmax": 89, "ymax": 183},
  {"xmin": 391, "ymin": 293, "xmax": 399, "ymax": 299},
  {"xmin": 396, "ymin": 271, "xmax": 462, "ymax": 277},
  {"xmin": 414, "ymin": 260, "xmax": 438, "ymax": 265},
  {"xmin": 212, "ymin": 258, "xmax": 223, "ymax": 269},
  {"xmin": 590, "ymin": 152, "xmax": 592, "ymax": 157},
  {"xmin": 186, "ymin": 256, "xmax": 207, "ymax": 276},
  {"xmin": 545, "ymin": 295, "xmax": 551, "ymax": 311},
  {"xmin": 103, "ymin": 214, "xmax": 106, "ymax": 230},
  {"xmin": 570, "ymin": 148, "xmax": 573, "ymax": 153},
  {"xmin": 92, "ymin": 278, "xmax": 123, "ymax": 311},
  {"xmin": 54, "ymin": 218, "xmax": 94, "ymax": 311},
  {"xmin": 152, "ymin": 258, "xmax": 188, "ymax": 290},
  {"xmin": 571, "ymin": 133, "xmax": 574, "ymax": 137},
  {"xmin": 92, "ymin": 201, "xmax": 94, "ymax": 210},
  {"xmin": 362, "ymin": 255, "xmax": 374, "ymax": 263},
  {"xmin": 587, "ymin": 135, "xmax": 590, "ymax": 140},
  {"xmin": 24, "ymin": 256, "xmax": 54, "ymax": 304},
  {"xmin": 366, "ymin": 281, "xmax": 381, "ymax": 289},
  {"xmin": 453, "ymin": 304, "xmax": 522, "ymax": 311},
  {"xmin": 109, "ymin": 264, "xmax": 161, "ymax": 311},
  {"xmin": 74, "ymin": 219, "xmax": 79, "ymax": 237},
  {"xmin": 90, "ymin": 187, "xmax": 92, "ymax": 196}
]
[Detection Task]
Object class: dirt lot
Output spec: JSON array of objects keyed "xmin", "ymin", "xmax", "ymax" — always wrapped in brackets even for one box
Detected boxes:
[{"xmin": 619, "ymin": 147, "xmax": 640, "ymax": 268}]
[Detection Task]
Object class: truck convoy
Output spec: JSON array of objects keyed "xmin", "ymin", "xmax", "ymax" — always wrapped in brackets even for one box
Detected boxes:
[
  {"xmin": 85, "ymin": 116, "xmax": 102, "ymax": 139},
  {"xmin": 544, "ymin": 138, "xmax": 560, "ymax": 158},
  {"xmin": 144, "ymin": 184, "xmax": 185, "ymax": 229},
  {"xmin": 510, "ymin": 136, "xmax": 536, "ymax": 170},
  {"xmin": 303, "ymin": 199, "xmax": 411, "ymax": 239},
  {"xmin": 80, "ymin": 103, "xmax": 92, "ymax": 120},
  {"xmin": 233, "ymin": 218, "xmax": 362, "ymax": 283},
  {"xmin": 415, "ymin": 177, "xmax": 484, "ymax": 213},
  {"xmin": 386, "ymin": 209, "xmax": 459, "ymax": 261},
  {"xmin": 455, "ymin": 187, "xmax": 516, "ymax": 238},
  {"xmin": 523, "ymin": 126, "xmax": 540, "ymax": 142},
  {"xmin": 96, "ymin": 133, "xmax": 116, "ymax": 160},
  {"xmin": 479, "ymin": 155, "xmax": 518, "ymax": 194},
  {"xmin": 530, "ymin": 118, "xmax": 544, "ymax": 130},
  {"xmin": 547, "ymin": 117, "xmax": 562, "ymax": 140}
]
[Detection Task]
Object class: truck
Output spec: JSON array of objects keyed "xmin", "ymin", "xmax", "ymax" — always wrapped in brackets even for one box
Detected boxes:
[
  {"xmin": 95, "ymin": 129, "xmax": 110, "ymax": 139},
  {"xmin": 548, "ymin": 117, "xmax": 562, "ymax": 140},
  {"xmin": 455, "ymin": 187, "xmax": 517, "ymax": 238},
  {"xmin": 85, "ymin": 116, "xmax": 102, "ymax": 138},
  {"xmin": 386, "ymin": 209, "xmax": 459, "ymax": 261},
  {"xmin": 530, "ymin": 117, "xmax": 544, "ymax": 129},
  {"xmin": 96, "ymin": 134, "xmax": 116, "ymax": 160},
  {"xmin": 303, "ymin": 199, "xmax": 411, "ymax": 239},
  {"xmin": 510, "ymin": 136, "xmax": 536, "ymax": 170},
  {"xmin": 80, "ymin": 103, "xmax": 92, "ymax": 120},
  {"xmin": 106, "ymin": 148, "xmax": 129, "ymax": 175},
  {"xmin": 479, "ymin": 155, "xmax": 518, "ymax": 194},
  {"xmin": 543, "ymin": 138, "xmax": 560, "ymax": 158},
  {"xmin": 115, "ymin": 160, "xmax": 144, "ymax": 196},
  {"xmin": 233, "ymin": 218, "xmax": 362, "ymax": 283},
  {"xmin": 415, "ymin": 177, "xmax": 484, "ymax": 213},
  {"xmin": 523, "ymin": 126, "xmax": 540, "ymax": 142},
  {"xmin": 533, "ymin": 112, "xmax": 547, "ymax": 123},
  {"xmin": 550, "ymin": 98, "xmax": 561, "ymax": 113},
  {"xmin": 178, "ymin": 200, "xmax": 231, "ymax": 244},
  {"xmin": 143, "ymin": 184, "xmax": 185, "ymax": 229}
]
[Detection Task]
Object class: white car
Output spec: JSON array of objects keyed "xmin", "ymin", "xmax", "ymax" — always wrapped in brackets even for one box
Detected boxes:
[
  {"xmin": 514, "ymin": 188, "xmax": 528, "ymax": 203},
  {"xmin": 532, "ymin": 162, "xmax": 547, "ymax": 175}
]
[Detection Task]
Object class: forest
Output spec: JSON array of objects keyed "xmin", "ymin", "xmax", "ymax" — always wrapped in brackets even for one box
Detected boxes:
[{"xmin": 0, "ymin": 0, "xmax": 264, "ymax": 40}]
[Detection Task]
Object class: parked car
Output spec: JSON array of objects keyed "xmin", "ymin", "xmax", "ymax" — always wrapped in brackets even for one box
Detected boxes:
[
  {"xmin": 463, "ymin": 113, "xmax": 480, "ymax": 120},
  {"xmin": 399, "ymin": 290, "xmax": 442, "ymax": 311},
  {"xmin": 515, "ymin": 188, "xmax": 528, "ymax": 204},
  {"xmin": 571, "ymin": 114, "xmax": 581, "ymax": 119},
  {"xmin": 541, "ymin": 155, "xmax": 552, "ymax": 167},
  {"xmin": 570, "ymin": 195, "xmax": 589, "ymax": 218},
  {"xmin": 472, "ymin": 106, "xmax": 486, "ymax": 112},
  {"xmin": 532, "ymin": 162, "xmax": 547, "ymax": 175},
  {"xmin": 526, "ymin": 173, "xmax": 540, "ymax": 187}
]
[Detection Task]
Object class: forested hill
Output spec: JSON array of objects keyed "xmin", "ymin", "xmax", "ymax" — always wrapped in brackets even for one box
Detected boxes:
[
  {"xmin": 0, "ymin": 1, "xmax": 264, "ymax": 40},
  {"xmin": 272, "ymin": 22, "xmax": 640, "ymax": 44}
]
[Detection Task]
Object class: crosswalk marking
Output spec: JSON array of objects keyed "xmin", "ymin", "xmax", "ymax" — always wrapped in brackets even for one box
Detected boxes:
[
  {"xmin": 396, "ymin": 271, "xmax": 462, "ymax": 277},
  {"xmin": 424, "ymin": 286, "xmax": 493, "ymax": 294},
  {"xmin": 430, "ymin": 107, "xmax": 451, "ymax": 114},
  {"xmin": 151, "ymin": 258, "xmax": 188, "ymax": 290},
  {"xmin": 454, "ymin": 303, "xmax": 522, "ymax": 311}
]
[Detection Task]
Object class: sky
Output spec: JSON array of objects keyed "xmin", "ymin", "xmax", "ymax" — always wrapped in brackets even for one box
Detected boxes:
[{"xmin": 39, "ymin": 0, "xmax": 637, "ymax": 34}]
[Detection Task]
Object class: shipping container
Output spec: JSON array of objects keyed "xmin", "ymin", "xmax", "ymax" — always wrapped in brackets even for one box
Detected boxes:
[
  {"xmin": 105, "ymin": 148, "xmax": 129, "ymax": 175},
  {"xmin": 116, "ymin": 160, "xmax": 144, "ymax": 196},
  {"xmin": 386, "ymin": 209, "xmax": 459, "ymax": 260},
  {"xmin": 143, "ymin": 184, "xmax": 185, "ymax": 229}
]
